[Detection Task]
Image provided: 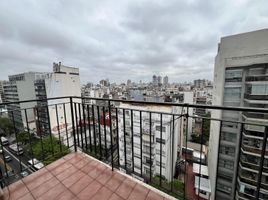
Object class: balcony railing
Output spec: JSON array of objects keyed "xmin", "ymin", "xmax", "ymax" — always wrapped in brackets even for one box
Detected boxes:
[{"xmin": 0, "ymin": 96, "xmax": 268, "ymax": 200}]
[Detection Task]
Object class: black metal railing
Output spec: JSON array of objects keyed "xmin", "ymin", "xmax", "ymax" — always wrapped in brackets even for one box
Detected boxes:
[{"xmin": 0, "ymin": 96, "xmax": 268, "ymax": 200}]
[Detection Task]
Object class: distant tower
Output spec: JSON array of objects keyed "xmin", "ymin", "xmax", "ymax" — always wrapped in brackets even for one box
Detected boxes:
[
  {"xmin": 157, "ymin": 76, "xmax": 162, "ymax": 85},
  {"xmin": 163, "ymin": 76, "xmax": 168, "ymax": 86},
  {"xmin": 152, "ymin": 75, "xmax": 157, "ymax": 86}
]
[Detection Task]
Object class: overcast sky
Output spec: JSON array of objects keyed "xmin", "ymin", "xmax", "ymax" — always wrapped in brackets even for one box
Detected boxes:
[{"xmin": 0, "ymin": 0, "xmax": 268, "ymax": 84}]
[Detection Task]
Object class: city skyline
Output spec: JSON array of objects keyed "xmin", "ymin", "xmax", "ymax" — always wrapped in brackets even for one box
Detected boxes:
[{"xmin": 1, "ymin": 1, "xmax": 268, "ymax": 84}]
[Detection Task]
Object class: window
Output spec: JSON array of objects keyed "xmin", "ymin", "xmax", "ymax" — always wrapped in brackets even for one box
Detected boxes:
[
  {"xmin": 218, "ymin": 159, "xmax": 234, "ymax": 170},
  {"xmin": 248, "ymin": 84, "xmax": 268, "ymax": 95},
  {"xmin": 221, "ymin": 132, "xmax": 236, "ymax": 142},
  {"xmin": 225, "ymin": 69, "xmax": 242, "ymax": 82},
  {"xmin": 156, "ymin": 138, "xmax": 165, "ymax": 144},
  {"xmin": 224, "ymin": 87, "xmax": 241, "ymax": 102},
  {"xmin": 219, "ymin": 146, "xmax": 235, "ymax": 156},
  {"xmin": 155, "ymin": 126, "xmax": 166, "ymax": 132}
]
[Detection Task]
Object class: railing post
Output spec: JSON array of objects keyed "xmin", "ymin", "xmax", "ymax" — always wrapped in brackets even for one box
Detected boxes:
[
  {"xmin": 233, "ymin": 122, "xmax": 243, "ymax": 199},
  {"xmin": 184, "ymin": 106, "xmax": 189, "ymax": 199},
  {"xmin": 108, "ymin": 100, "xmax": 114, "ymax": 170},
  {"xmin": 70, "ymin": 97, "xmax": 77, "ymax": 152},
  {"xmin": 256, "ymin": 126, "xmax": 268, "ymax": 199}
]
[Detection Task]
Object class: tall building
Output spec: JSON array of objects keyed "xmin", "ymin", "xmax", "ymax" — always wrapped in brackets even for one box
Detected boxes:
[
  {"xmin": 152, "ymin": 75, "xmax": 157, "ymax": 86},
  {"xmin": 209, "ymin": 29, "xmax": 268, "ymax": 200},
  {"xmin": 0, "ymin": 81, "xmax": 6, "ymax": 106},
  {"xmin": 157, "ymin": 76, "xmax": 162, "ymax": 85},
  {"xmin": 3, "ymin": 72, "xmax": 47, "ymax": 130},
  {"xmin": 194, "ymin": 79, "xmax": 208, "ymax": 88},
  {"xmin": 163, "ymin": 76, "xmax": 168, "ymax": 86},
  {"xmin": 36, "ymin": 62, "xmax": 81, "ymax": 140},
  {"xmin": 118, "ymin": 103, "xmax": 180, "ymax": 181},
  {"xmin": 3, "ymin": 62, "xmax": 81, "ymax": 140}
]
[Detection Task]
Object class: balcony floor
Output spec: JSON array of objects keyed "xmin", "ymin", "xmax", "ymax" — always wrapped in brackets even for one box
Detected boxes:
[{"xmin": 2, "ymin": 152, "xmax": 172, "ymax": 200}]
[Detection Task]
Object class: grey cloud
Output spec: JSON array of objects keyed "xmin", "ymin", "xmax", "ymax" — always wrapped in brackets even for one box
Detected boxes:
[{"xmin": 0, "ymin": 0, "xmax": 268, "ymax": 84}]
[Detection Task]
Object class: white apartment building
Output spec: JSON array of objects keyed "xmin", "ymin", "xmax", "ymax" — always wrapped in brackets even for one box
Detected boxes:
[
  {"xmin": 35, "ymin": 62, "xmax": 81, "ymax": 146},
  {"xmin": 209, "ymin": 29, "xmax": 268, "ymax": 200},
  {"xmin": 117, "ymin": 103, "xmax": 181, "ymax": 181}
]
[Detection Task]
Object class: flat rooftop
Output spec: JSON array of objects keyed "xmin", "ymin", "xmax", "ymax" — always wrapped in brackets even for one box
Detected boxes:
[{"xmin": 2, "ymin": 152, "xmax": 173, "ymax": 200}]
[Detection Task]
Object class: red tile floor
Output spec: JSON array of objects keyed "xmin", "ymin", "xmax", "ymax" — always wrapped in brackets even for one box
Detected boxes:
[{"xmin": 2, "ymin": 152, "xmax": 174, "ymax": 200}]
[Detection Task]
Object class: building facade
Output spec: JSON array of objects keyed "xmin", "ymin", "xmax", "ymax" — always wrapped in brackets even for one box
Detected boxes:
[
  {"xmin": 117, "ymin": 103, "xmax": 180, "ymax": 181},
  {"xmin": 209, "ymin": 29, "xmax": 268, "ymax": 200}
]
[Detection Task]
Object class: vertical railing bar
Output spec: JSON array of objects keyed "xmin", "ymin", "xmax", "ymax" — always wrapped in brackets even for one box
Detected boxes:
[
  {"xmin": 0, "ymin": 135, "xmax": 8, "ymax": 180},
  {"xmin": 36, "ymin": 108, "xmax": 45, "ymax": 162},
  {"xmin": 131, "ymin": 110, "xmax": 134, "ymax": 173},
  {"xmin": 116, "ymin": 107, "xmax": 120, "ymax": 167},
  {"xmin": 140, "ymin": 111, "xmax": 143, "ymax": 177},
  {"xmin": 70, "ymin": 97, "xmax": 77, "ymax": 152},
  {"xmin": 160, "ymin": 113, "xmax": 162, "ymax": 187},
  {"xmin": 198, "ymin": 118, "xmax": 205, "ymax": 199},
  {"xmin": 11, "ymin": 111, "xmax": 22, "ymax": 172},
  {"xmin": 97, "ymin": 106, "xmax": 102, "ymax": 159},
  {"xmin": 82, "ymin": 103, "xmax": 88, "ymax": 151},
  {"xmin": 74, "ymin": 103, "xmax": 80, "ymax": 148},
  {"xmin": 55, "ymin": 104, "xmax": 62, "ymax": 152},
  {"xmin": 123, "ymin": 109, "xmax": 127, "ymax": 171},
  {"xmin": 214, "ymin": 120, "xmax": 223, "ymax": 197},
  {"xmin": 63, "ymin": 103, "xmax": 70, "ymax": 148},
  {"xmin": 46, "ymin": 105, "xmax": 54, "ymax": 155},
  {"xmin": 24, "ymin": 109, "xmax": 34, "ymax": 170},
  {"xmin": 184, "ymin": 107, "xmax": 189, "ymax": 199},
  {"xmin": 87, "ymin": 104, "xmax": 92, "ymax": 152},
  {"xmin": 171, "ymin": 114, "xmax": 175, "ymax": 192},
  {"xmin": 149, "ymin": 112, "xmax": 152, "ymax": 183},
  {"xmin": 78, "ymin": 103, "xmax": 84, "ymax": 149},
  {"xmin": 92, "ymin": 105, "xmax": 97, "ymax": 154},
  {"xmin": 256, "ymin": 126, "xmax": 268, "ymax": 199},
  {"xmin": 233, "ymin": 122, "xmax": 242, "ymax": 198},
  {"xmin": 103, "ymin": 106, "xmax": 108, "ymax": 160},
  {"xmin": 108, "ymin": 100, "xmax": 114, "ymax": 170}
]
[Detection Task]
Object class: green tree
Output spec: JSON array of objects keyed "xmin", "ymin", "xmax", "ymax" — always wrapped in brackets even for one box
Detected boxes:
[
  {"xmin": 17, "ymin": 131, "xmax": 34, "ymax": 145},
  {"xmin": 0, "ymin": 117, "xmax": 13, "ymax": 136},
  {"xmin": 31, "ymin": 136, "xmax": 70, "ymax": 165}
]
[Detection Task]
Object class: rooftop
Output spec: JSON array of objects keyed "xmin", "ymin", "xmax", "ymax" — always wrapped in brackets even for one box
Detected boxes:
[{"xmin": 1, "ymin": 152, "xmax": 172, "ymax": 200}]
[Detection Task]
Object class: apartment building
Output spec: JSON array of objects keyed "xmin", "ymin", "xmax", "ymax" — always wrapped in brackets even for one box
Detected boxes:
[
  {"xmin": 3, "ymin": 62, "xmax": 81, "ymax": 143},
  {"xmin": 117, "ymin": 103, "xmax": 180, "ymax": 181},
  {"xmin": 35, "ymin": 62, "xmax": 81, "ymax": 143},
  {"xmin": 3, "ymin": 72, "xmax": 47, "ymax": 130},
  {"xmin": 0, "ymin": 81, "xmax": 6, "ymax": 105},
  {"xmin": 209, "ymin": 29, "xmax": 268, "ymax": 200}
]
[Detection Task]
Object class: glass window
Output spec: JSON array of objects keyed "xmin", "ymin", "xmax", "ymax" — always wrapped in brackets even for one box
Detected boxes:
[
  {"xmin": 225, "ymin": 69, "xmax": 242, "ymax": 82},
  {"xmin": 224, "ymin": 87, "xmax": 241, "ymax": 102},
  {"xmin": 155, "ymin": 126, "xmax": 166, "ymax": 132},
  {"xmin": 249, "ymin": 84, "xmax": 268, "ymax": 95}
]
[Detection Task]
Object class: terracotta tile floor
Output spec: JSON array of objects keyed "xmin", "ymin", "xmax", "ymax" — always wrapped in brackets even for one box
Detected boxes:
[{"xmin": 2, "ymin": 152, "xmax": 174, "ymax": 200}]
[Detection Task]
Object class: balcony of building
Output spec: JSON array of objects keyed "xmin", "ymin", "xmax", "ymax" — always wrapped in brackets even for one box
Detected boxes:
[{"xmin": 0, "ymin": 96, "xmax": 268, "ymax": 200}]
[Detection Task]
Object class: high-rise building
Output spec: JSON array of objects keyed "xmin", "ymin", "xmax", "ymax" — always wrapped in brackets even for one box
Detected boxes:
[
  {"xmin": 157, "ymin": 76, "xmax": 162, "ymax": 85},
  {"xmin": 194, "ymin": 79, "xmax": 208, "ymax": 88},
  {"xmin": 3, "ymin": 72, "xmax": 47, "ymax": 130},
  {"xmin": 3, "ymin": 62, "xmax": 81, "ymax": 140},
  {"xmin": 0, "ymin": 81, "xmax": 6, "ymax": 106},
  {"xmin": 209, "ymin": 29, "xmax": 268, "ymax": 200},
  {"xmin": 152, "ymin": 75, "xmax": 157, "ymax": 86},
  {"xmin": 163, "ymin": 76, "xmax": 168, "ymax": 86},
  {"xmin": 35, "ymin": 62, "xmax": 81, "ymax": 140}
]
